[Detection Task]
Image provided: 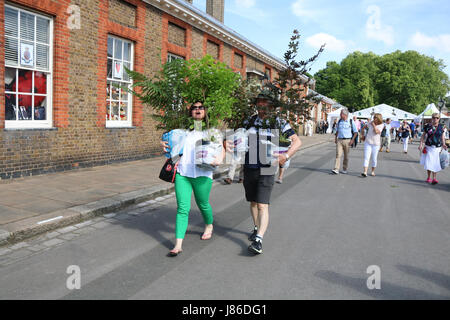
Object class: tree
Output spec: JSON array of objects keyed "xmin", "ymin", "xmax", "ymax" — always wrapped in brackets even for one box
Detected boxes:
[
  {"xmin": 314, "ymin": 50, "xmax": 450, "ymax": 114},
  {"xmin": 125, "ymin": 55, "xmax": 240, "ymax": 131},
  {"xmin": 258, "ymin": 29, "xmax": 325, "ymax": 133}
]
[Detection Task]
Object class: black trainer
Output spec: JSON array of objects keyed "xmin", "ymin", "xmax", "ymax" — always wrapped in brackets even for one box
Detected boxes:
[
  {"xmin": 248, "ymin": 228, "xmax": 258, "ymax": 242},
  {"xmin": 248, "ymin": 240, "xmax": 263, "ymax": 254}
]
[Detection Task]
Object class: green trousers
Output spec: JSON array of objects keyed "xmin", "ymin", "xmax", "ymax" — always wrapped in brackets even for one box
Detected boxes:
[{"xmin": 174, "ymin": 173, "xmax": 213, "ymax": 239}]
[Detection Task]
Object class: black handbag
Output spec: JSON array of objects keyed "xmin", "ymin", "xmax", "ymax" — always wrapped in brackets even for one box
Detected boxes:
[{"xmin": 159, "ymin": 158, "xmax": 179, "ymax": 183}]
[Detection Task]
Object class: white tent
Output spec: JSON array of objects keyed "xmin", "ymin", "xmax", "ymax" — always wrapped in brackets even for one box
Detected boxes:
[
  {"xmin": 353, "ymin": 104, "xmax": 417, "ymax": 120},
  {"xmin": 415, "ymin": 103, "xmax": 449, "ymax": 121},
  {"xmin": 326, "ymin": 106, "xmax": 353, "ymax": 133}
]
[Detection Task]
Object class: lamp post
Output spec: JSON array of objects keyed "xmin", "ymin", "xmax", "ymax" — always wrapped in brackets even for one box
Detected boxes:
[{"xmin": 438, "ymin": 96, "xmax": 445, "ymax": 123}]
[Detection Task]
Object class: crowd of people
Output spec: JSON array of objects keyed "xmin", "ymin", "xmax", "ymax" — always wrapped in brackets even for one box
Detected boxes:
[{"xmin": 161, "ymin": 99, "xmax": 449, "ymax": 257}]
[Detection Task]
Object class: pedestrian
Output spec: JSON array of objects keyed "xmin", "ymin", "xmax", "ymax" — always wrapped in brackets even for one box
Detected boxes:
[
  {"xmin": 399, "ymin": 120, "xmax": 411, "ymax": 153},
  {"xmin": 379, "ymin": 118, "xmax": 392, "ymax": 153},
  {"xmin": 419, "ymin": 113, "xmax": 448, "ymax": 185},
  {"xmin": 276, "ymin": 136, "xmax": 292, "ymax": 184},
  {"xmin": 351, "ymin": 116, "xmax": 361, "ymax": 148},
  {"xmin": 409, "ymin": 120, "xmax": 416, "ymax": 143},
  {"xmin": 331, "ymin": 108, "xmax": 358, "ymax": 175},
  {"xmin": 160, "ymin": 101, "xmax": 225, "ymax": 256},
  {"xmin": 224, "ymin": 157, "xmax": 243, "ymax": 184},
  {"xmin": 324, "ymin": 120, "xmax": 329, "ymax": 134},
  {"xmin": 360, "ymin": 113, "xmax": 384, "ymax": 177},
  {"xmin": 332, "ymin": 119, "xmax": 338, "ymax": 134},
  {"xmin": 243, "ymin": 93, "xmax": 302, "ymax": 255}
]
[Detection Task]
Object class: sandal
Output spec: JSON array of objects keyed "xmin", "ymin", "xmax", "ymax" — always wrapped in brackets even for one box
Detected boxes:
[
  {"xmin": 169, "ymin": 249, "xmax": 183, "ymax": 257},
  {"xmin": 361, "ymin": 173, "xmax": 367, "ymax": 177},
  {"xmin": 431, "ymin": 179, "xmax": 438, "ymax": 185},
  {"xmin": 201, "ymin": 231, "xmax": 213, "ymax": 240}
]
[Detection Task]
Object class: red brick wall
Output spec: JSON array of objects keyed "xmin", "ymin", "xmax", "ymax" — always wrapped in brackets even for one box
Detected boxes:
[
  {"xmin": 161, "ymin": 13, "xmax": 192, "ymax": 63},
  {"xmin": 0, "ymin": 0, "xmax": 280, "ymax": 180},
  {"xmin": 231, "ymin": 47, "xmax": 246, "ymax": 77},
  {"xmin": 203, "ymin": 33, "xmax": 223, "ymax": 61}
]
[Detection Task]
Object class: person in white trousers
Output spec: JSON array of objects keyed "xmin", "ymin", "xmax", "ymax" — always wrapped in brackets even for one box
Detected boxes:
[
  {"xmin": 360, "ymin": 113, "xmax": 384, "ymax": 177},
  {"xmin": 399, "ymin": 121, "xmax": 411, "ymax": 154}
]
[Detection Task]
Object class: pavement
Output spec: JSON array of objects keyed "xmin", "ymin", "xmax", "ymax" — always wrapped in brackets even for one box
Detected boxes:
[
  {"xmin": 0, "ymin": 136, "xmax": 448, "ymax": 299},
  {"xmin": 0, "ymin": 134, "xmax": 333, "ymax": 246}
]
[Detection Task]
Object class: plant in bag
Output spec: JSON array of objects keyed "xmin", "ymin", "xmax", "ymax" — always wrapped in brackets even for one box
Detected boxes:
[{"xmin": 195, "ymin": 128, "xmax": 224, "ymax": 171}]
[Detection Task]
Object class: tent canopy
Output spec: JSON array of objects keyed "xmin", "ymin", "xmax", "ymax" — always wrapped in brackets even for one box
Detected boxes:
[
  {"xmin": 353, "ymin": 104, "xmax": 416, "ymax": 120},
  {"xmin": 415, "ymin": 103, "xmax": 449, "ymax": 120},
  {"xmin": 326, "ymin": 106, "xmax": 353, "ymax": 133}
]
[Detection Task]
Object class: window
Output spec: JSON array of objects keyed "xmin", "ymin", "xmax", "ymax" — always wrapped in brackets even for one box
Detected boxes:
[
  {"xmin": 4, "ymin": 5, "xmax": 53, "ymax": 129},
  {"xmin": 167, "ymin": 52, "xmax": 185, "ymax": 63},
  {"xmin": 106, "ymin": 35, "xmax": 134, "ymax": 127}
]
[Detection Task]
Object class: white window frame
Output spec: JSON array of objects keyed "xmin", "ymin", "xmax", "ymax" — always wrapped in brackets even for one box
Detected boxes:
[
  {"xmin": 106, "ymin": 35, "xmax": 134, "ymax": 128},
  {"xmin": 167, "ymin": 52, "xmax": 185, "ymax": 63},
  {"xmin": 4, "ymin": 4, "xmax": 53, "ymax": 129}
]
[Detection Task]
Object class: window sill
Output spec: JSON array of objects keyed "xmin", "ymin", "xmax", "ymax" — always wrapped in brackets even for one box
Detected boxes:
[
  {"xmin": 4, "ymin": 127, "xmax": 58, "ymax": 131},
  {"xmin": 106, "ymin": 126, "xmax": 137, "ymax": 130}
]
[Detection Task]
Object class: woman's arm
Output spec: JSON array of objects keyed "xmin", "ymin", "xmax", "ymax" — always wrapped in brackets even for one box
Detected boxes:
[{"xmin": 372, "ymin": 121, "xmax": 381, "ymax": 135}]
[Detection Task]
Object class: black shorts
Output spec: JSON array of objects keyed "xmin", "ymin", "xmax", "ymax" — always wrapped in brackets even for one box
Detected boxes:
[{"xmin": 243, "ymin": 167, "xmax": 275, "ymax": 205}]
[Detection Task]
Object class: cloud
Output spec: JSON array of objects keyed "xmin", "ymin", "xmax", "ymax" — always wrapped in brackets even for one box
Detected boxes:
[
  {"xmin": 306, "ymin": 33, "xmax": 348, "ymax": 53},
  {"xmin": 238, "ymin": 0, "xmax": 256, "ymax": 9},
  {"xmin": 410, "ymin": 32, "xmax": 450, "ymax": 53},
  {"xmin": 291, "ymin": 0, "xmax": 318, "ymax": 19},
  {"xmin": 365, "ymin": 5, "xmax": 394, "ymax": 46}
]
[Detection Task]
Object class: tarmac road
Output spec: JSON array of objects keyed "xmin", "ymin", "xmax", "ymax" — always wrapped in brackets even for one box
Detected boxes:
[{"xmin": 0, "ymin": 140, "xmax": 449, "ymax": 300}]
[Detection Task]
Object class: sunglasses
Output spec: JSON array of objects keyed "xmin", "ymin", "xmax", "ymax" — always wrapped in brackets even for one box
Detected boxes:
[
  {"xmin": 432, "ymin": 117, "xmax": 440, "ymax": 119},
  {"xmin": 191, "ymin": 106, "xmax": 205, "ymax": 111}
]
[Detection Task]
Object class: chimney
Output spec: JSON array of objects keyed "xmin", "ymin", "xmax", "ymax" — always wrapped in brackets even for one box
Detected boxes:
[{"xmin": 206, "ymin": 0, "xmax": 224, "ymax": 23}]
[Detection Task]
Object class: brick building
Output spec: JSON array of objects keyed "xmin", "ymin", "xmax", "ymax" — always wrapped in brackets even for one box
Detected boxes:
[{"xmin": 0, "ymin": 0, "xmax": 290, "ymax": 180}]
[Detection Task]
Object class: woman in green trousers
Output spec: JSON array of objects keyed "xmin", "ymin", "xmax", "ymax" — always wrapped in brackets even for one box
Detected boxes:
[{"xmin": 161, "ymin": 102, "xmax": 224, "ymax": 256}]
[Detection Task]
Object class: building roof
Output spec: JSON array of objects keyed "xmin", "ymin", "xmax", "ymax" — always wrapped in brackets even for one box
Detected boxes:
[
  {"xmin": 143, "ymin": 0, "xmax": 286, "ymax": 70},
  {"xmin": 308, "ymin": 89, "xmax": 337, "ymax": 105}
]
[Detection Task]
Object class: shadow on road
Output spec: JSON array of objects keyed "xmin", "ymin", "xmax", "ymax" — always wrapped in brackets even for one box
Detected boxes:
[
  {"xmin": 397, "ymin": 265, "xmax": 450, "ymax": 292},
  {"xmin": 315, "ymin": 270, "xmax": 450, "ymax": 300}
]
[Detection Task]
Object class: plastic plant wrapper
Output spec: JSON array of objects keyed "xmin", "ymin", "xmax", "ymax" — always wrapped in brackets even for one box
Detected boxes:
[
  {"xmin": 233, "ymin": 128, "xmax": 249, "ymax": 153},
  {"xmin": 162, "ymin": 129, "xmax": 187, "ymax": 159},
  {"xmin": 195, "ymin": 129, "xmax": 223, "ymax": 171},
  {"xmin": 440, "ymin": 149, "xmax": 449, "ymax": 170}
]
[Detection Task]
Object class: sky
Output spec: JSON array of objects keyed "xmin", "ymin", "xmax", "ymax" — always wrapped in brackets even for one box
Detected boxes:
[{"xmin": 191, "ymin": 0, "xmax": 450, "ymax": 78}]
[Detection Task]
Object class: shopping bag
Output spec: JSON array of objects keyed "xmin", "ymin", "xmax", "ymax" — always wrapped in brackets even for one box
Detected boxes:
[
  {"xmin": 440, "ymin": 149, "xmax": 449, "ymax": 170},
  {"xmin": 195, "ymin": 141, "xmax": 223, "ymax": 171},
  {"xmin": 161, "ymin": 129, "xmax": 187, "ymax": 159},
  {"xmin": 233, "ymin": 128, "xmax": 248, "ymax": 153}
]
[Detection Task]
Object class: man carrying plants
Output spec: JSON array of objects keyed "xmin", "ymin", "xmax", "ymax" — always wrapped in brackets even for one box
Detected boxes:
[{"xmin": 243, "ymin": 92, "xmax": 302, "ymax": 255}]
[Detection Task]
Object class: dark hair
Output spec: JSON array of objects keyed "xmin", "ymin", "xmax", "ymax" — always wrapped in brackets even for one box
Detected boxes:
[{"xmin": 188, "ymin": 101, "xmax": 205, "ymax": 117}]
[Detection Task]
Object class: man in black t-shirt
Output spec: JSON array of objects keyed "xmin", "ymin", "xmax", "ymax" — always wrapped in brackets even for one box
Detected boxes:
[{"xmin": 243, "ymin": 94, "xmax": 302, "ymax": 255}]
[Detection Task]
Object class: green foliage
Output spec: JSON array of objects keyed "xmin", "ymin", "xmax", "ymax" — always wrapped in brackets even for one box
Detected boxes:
[
  {"xmin": 226, "ymin": 77, "xmax": 261, "ymax": 130},
  {"xmin": 124, "ymin": 55, "xmax": 240, "ymax": 131},
  {"xmin": 315, "ymin": 50, "xmax": 450, "ymax": 114},
  {"xmin": 183, "ymin": 55, "xmax": 241, "ymax": 128},
  {"xmin": 261, "ymin": 29, "xmax": 325, "ymax": 132},
  {"xmin": 124, "ymin": 59, "xmax": 188, "ymax": 131}
]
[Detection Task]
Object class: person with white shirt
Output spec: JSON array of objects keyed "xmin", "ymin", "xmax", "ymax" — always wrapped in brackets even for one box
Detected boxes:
[
  {"xmin": 361, "ymin": 113, "xmax": 385, "ymax": 177},
  {"xmin": 160, "ymin": 101, "xmax": 225, "ymax": 257}
]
